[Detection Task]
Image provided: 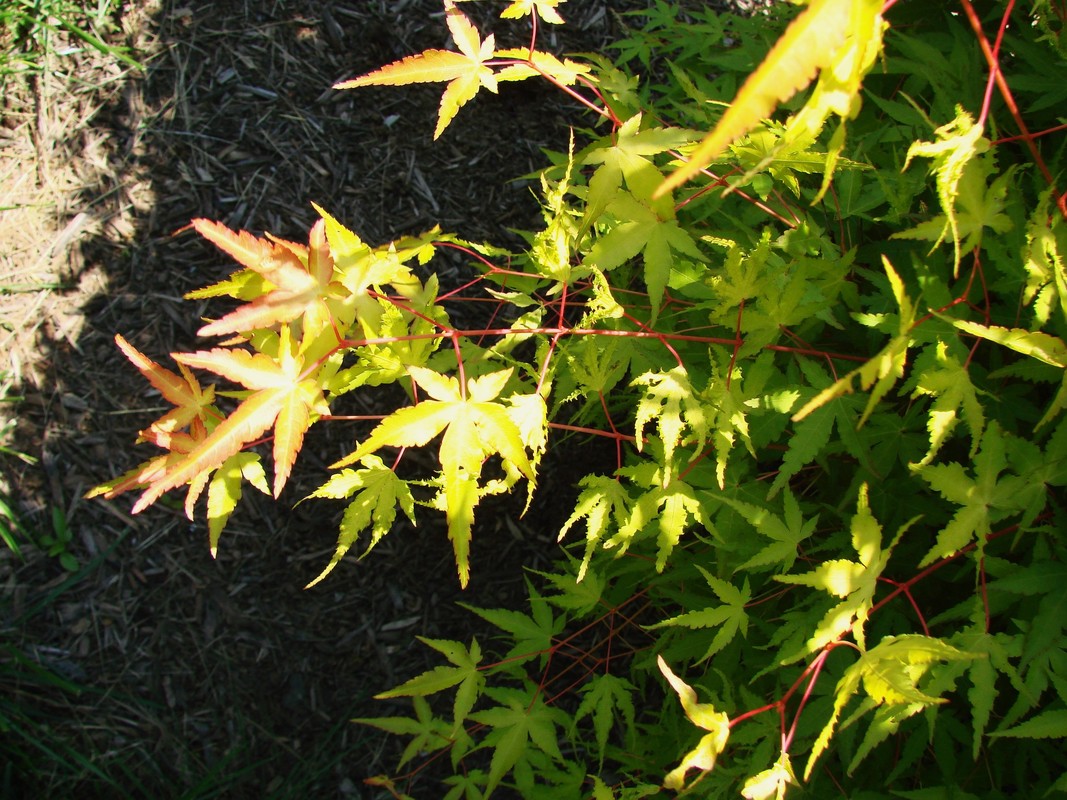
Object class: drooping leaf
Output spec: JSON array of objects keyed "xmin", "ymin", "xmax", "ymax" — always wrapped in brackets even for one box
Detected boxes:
[
  {"xmin": 206, "ymin": 452, "xmax": 269, "ymax": 556},
  {"xmin": 558, "ymin": 475, "xmax": 632, "ymax": 582},
  {"xmin": 112, "ymin": 334, "xmax": 215, "ymax": 438},
  {"xmin": 741, "ymin": 752, "xmax": 797, "ymax": 800},
  {"xmin": 608, "ymin": 472, "xmax": 712, "ymax": 572},
  {"xmin": 892, "ymin": 107, "xmax": 989, "ymax": 275},
  {"xmin": 914, "ymin": 422, "xmax": 1029, "ymax": 567},
  {"xmin": 356, "ymin": 696, "xmax": 455, "ymax": 769},
  {"xmin": 793, "ymin": 257, "xmax": 915, "ymax": 424},
  {"xmin": 909, "ymin": 340, "xmax": 986, "ymax": 467},
  {"xmin": 724, "ymin": 488, "xmax": 818, "ymax": 573},
  {"xmin": 377, "ymin": 636, "xmax": 485, "ymax": 737},
  {"xmin": 631, "ymin": 366, "xmax": 709, "ymax": 477},
  {"xmin": 469, "ymin": 688, "xmax": 566, "ymax": 797},
  {"xmin": 459, "ymin": 584, "xmax": 562, "ymax": 667},
  {"xmin": 586, "ymin": 191, "xmax": 704, "ymax": 322},
  {"xmin": 1022, "ymin": 188, "xmax": 1067, "ymax": 327},
  {"xmin": 893, "ymin": 155, "xmax": 1014, "ymax": 272},
  {"xmin": 332, "ymin": 366, "xmax": 537, "ymax": 587},
  {"xmin": 657, "ymin": 655, "xmax": 731, "ymax": 791}
]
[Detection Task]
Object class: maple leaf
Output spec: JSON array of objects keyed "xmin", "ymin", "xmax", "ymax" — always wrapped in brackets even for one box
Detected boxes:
[
  {"xmin": 949, "ymin": 318, "xmax": 1067, "ymax": 368},
  {"xmin": 909, "ymin": 340, "xmax": 986, "ymax": 467},
  {"xmin": 111, "ymin": 334, "xmax": 216, "ymax": 438},
  {"xmin": 741, "ymin": 752, "xmax": 797, "ymax": 800},
  {"xmin": 649, "ymin": 568, "xmax": 751, "ymax": 662},
  {"xmin": 1022, "ymin": 188, "xmax": 1067, "ymax": 327},
  {"xmin": 356, "ymin": 696, "xmax": 456, "ymax": 769},
  {"xmin": 724, "ymin": 488, "xmax": 818, "ymax": 574},
  {"xmin": 334, "ymin": 1, "xmax": 497, "ymax": 139},
  {"xmin": 376, "ymin": 637, "xmax": 485, "ymax": 737},
  {"xmin": 586, "ymin": 191, "xmax": 704, "ymax": 323},
  {"xmin": 657, "ymin": 0, "xmax": 884, "ymax": 196},
  {"xmin": 131, "ymin": 327, "xmax": 328, "ymax": 513},
  {"xmin": 558, "ymin": 474, "xmax": 632, "ymax": 582},
  {"xmin": 609, "ymin": 468, "xmax": 713, "ymax": 572},
  {"xmin": 469, "ymin": 687, "xmax": 567, "ymax": 797},
  {"xmin": 657, "ymin": 655, "xmax": 731, "ymax": 791},
  {"xmin": 631, "ymin": 366, "xmax": 709, "ymax": 478},
  {"xmin": 86, "ymin": 429, "xmax": 200, "ymax": 503},
  {"xmin": 572, "ymin": 673, "xmax": 636, "ymax": 765},
  {"xmin": 303, "ymin": 454, "xmax": 417, "ymax": 587},
  {"xmin": 206, "ymin": 452, "xmax": 270, "ymax": 556},
  {"xmin": 777, "ymin": 483, "xmax": 916, "ymax": 658},
  {"xmin": 332, "ymin": 366, "xmax": 537, "ymax": 587},
  {"xmin": 499, "ymin": 0, "xmax": 565, "ymax": 24},
  {"xmin": 699, "ymin": 367, "xmax": 756, "ymax": 489},
  {"xmin": 493, "ymin": 48, "xmax": 589, "ymax": 85},
  {"xmin": 914, "ymin": 421, "xmax": 1031, "ymax": 567},
  {"xmin": 804, "ymin": 634, "xmax": 978, "ymax": 780},
  {"xmin": 460, "ymin": 583, "xmax": 561, "ymax": 668},
  {"xmin": 793, "ymin": 257, "xmax": 916, "ymax": 425},
  {"xmin": 190, "ymin": 218, "xmax": 341, "ymax": 342},
  {"xmin": 581, "ymin": 114, "xmax": 696, "ymax": 220},
  {"xmin": 894, "ymin": 156, "xmax": 1014, "ymax": 271},
  {"xmin": 892, "ymin": 107, "xmax": 989, "ymax": 275}
]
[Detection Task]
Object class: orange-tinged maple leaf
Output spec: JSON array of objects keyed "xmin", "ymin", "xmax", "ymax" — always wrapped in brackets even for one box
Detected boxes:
[
  {"xmin": 333, "ymin": 1, "xmax": 497, "ymax": 139},
  {"xmin": 114, "ymin": 334, "xmax": 215, "ymax": 437},
  {"xmin": 131, "ymin": 329, "xmax": 328, "ymax": 511},
  {"xmin": 192, "ymin": 218, "xmax": 352, "ymax": 345},
  {"xmin": 85, "ymin": 429, "xmax": 199, "ymax": 501}
]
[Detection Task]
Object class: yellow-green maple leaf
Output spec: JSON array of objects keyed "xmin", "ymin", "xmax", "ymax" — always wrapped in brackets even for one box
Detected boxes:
[
  {"xmin": 332, "ymin": 366, "xmax": 538, "ymax": 587},
  {"xmin": 304, "ymin": 455, "xmax": 417, "ymax": 588},
  {"xmin": 657, "ymin": 656, "xmax": 731, "ymax": 791},
  {"xmin": 499, "ymin": 0, "xmax": 565, "ymax": 24},
  {"xmin": 334, "ymin": 1, "xmax": 497, "ymax": 139},
  {"xmin": 656, "ymin": 0, "xmax": 884, "ymax": 197},
  {"xmin": 631, "ymin": 366, "xmax": 709, "ymax": 479},
  {"xmin": 893, "ymin": 107, "xmax": 989, "ymax": 276},
  {"xmin": 1023, "ymin": 189, "xmax": 1067, "ymax": 327},
  {"xmin": 910, "ymin": 341, "xmax": 986, "ymax": 467},
  {"xmin": 804, "ymin": 634, "xmax": 978, "ymax": 780},
  {"xmin": 776, "ymin": 484, "xmax": 917, "ymax": 658},
  {"xmin": 793, "ymin": 257, "xmax": 915, "ymax": 425}
]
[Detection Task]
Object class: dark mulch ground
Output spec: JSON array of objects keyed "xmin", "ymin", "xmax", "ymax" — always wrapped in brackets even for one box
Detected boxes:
[{"xmin": 0, "ymin": 1, "xmax": 766, "ymax": 797}]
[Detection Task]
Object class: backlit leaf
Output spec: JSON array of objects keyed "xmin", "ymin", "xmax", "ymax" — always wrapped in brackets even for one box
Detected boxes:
[
  {"xmin": 304, "ymin": 455, "xmax": 417, "ymax": 587},
  {"xmin": 334, "ymin": 1, "xmax": 497, "ymax": 138},
  {"xmin": 657, "ymin": 0, "xmax": 883, "ymax": 196},
  {"xmin": 657, "ymin": 655, "xmax": 731, "ymax": 791}
]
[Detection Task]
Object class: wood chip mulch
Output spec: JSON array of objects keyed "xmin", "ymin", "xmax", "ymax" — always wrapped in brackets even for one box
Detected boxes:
[{"xmin": 0, "ymin": 1, "xmax": 771, "ymax": 796}]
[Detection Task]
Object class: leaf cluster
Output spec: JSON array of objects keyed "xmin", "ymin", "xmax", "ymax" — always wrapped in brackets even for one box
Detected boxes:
[{"xmin": 94, "ymin": 0, "xmax": 1067, "ymax": 797}]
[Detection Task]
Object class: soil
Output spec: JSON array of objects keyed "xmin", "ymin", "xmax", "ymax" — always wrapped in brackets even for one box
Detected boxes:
[{"xmin": 0, "ymin": 1, "xmax": 768, "ymax": 797}]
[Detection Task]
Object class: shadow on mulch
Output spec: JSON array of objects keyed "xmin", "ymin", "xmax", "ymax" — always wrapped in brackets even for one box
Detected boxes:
[{"xmin": 1, "ymin": 1, "xmax": 641, "ymax": 797}]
